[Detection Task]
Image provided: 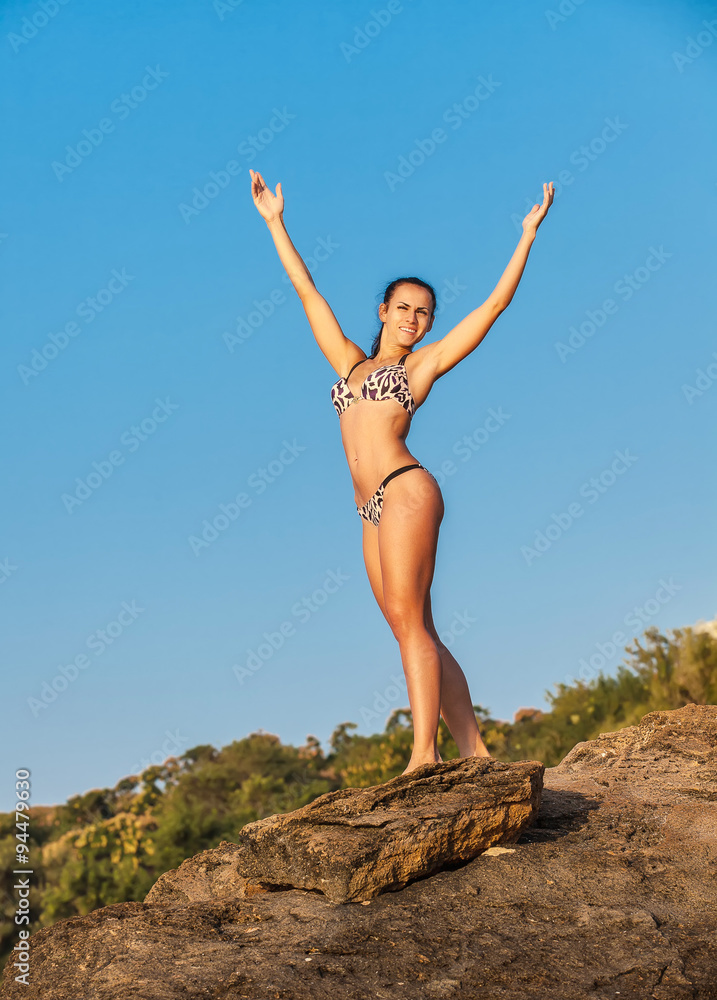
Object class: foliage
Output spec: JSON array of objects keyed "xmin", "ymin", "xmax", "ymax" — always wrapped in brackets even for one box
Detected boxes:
[{"xmin": 496, "ymin": 624, "xmax": 717, "ymax": 764}]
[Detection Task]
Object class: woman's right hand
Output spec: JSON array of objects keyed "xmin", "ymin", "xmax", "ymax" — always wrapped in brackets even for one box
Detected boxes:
[{"xmin": 250, "ymin": 169, "xmax": 284, "ymax": 223}]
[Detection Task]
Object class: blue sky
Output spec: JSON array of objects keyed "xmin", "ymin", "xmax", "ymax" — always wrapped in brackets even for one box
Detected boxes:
[{"xmin": 2, "ymin": 0, "xmax": 716, "ymax": 811}]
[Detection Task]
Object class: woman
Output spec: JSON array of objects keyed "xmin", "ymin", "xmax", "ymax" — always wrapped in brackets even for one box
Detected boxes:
[{"xmin": 250, "ymin": 170, "xmax": 554, "ymax": 775}]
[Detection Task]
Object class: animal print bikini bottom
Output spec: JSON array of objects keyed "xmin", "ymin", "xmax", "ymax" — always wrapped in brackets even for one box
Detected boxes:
[{"xmin": 356, "ymin": 463, "xmax": 435, "ymax": 527}]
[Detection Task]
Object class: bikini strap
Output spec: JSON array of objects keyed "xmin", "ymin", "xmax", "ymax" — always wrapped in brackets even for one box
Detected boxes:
[
  {"xmin": 345, "ymin": 357, "xmax": 366, "ymax": 379},
  {"xmin": 399, "ymin": 353, "xmax": 410, "ymax": 365}
]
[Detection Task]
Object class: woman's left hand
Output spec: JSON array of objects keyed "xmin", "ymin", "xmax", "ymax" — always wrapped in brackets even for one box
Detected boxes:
[{"xmin": 522, "ymin": 182, "xmax": 555, "ymax": 235}]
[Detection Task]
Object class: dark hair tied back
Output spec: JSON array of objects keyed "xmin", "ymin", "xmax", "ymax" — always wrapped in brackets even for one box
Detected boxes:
[{"xmin": 369, "ymin": 276, "xmax": 436, "ymax": 358}]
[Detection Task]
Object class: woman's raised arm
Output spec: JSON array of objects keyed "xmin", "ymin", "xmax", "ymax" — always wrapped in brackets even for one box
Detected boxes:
[
  {"xmin": 422, "ymin": 182, "xmax": 555, "ymax": 378},
  {"xmin": 250, "ymin": 170, "xmax": 364, "ymax": 377}
]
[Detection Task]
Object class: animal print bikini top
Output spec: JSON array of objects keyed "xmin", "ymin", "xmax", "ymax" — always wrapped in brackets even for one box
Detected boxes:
[{"xmin": 330, "ymin": 353, "xmax": 416, "ymax": 418}]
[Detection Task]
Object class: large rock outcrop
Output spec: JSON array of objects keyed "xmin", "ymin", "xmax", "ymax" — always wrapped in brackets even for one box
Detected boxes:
[{"xmin": 1, "ymin": 704, "xmax": 716, "ymax": 999}]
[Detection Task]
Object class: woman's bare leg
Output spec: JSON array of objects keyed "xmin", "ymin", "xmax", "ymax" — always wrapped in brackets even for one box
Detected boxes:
[
  {"xmin": 373, "ymin": 469, "xmax": 445, "ymax": 772},
  {"xmin": 361, "ymin": 490, "xmax": 490, "ymax": 765},
  {"xmin": 423, "ymin": 594, "xmax": 491, "ymax": 758}
]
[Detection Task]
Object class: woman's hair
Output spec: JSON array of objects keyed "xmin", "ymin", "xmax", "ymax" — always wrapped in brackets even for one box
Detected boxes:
[{"xmin": 369, "ymin": 276, "xmax": 436, "ymax": 358}]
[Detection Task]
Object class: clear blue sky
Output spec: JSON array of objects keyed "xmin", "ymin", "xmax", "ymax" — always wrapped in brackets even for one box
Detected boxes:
[{"xmin": 2, "ymin": 0, "xmax": 716, "ymax": 811}]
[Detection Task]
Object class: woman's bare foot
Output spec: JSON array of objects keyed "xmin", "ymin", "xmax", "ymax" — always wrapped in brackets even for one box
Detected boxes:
[{"xmin": 401, "ymin": 753, "xmax": 443, "ymax": 776}]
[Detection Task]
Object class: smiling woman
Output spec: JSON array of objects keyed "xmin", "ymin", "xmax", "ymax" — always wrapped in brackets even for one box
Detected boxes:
[{"xmin": 250, "ymin": 168, "xmax": 554, "ymax": 775}]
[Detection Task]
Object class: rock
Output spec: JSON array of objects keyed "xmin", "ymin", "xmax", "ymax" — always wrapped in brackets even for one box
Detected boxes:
[
  {"xmin": 2, "ymin": 705, "xmax": 716, "ymax": 999},
  {"xmin": 147, "ymin": 756, "xmax": 543, "ymax": 906},
  {"xmin": 261, "ymin": 756, "xmax": 539, "ymax": 903},
  {"xmin": 514, "ymin": 706, "xmax": 545, "ymax": 724},
  {"xmin": 143, "ymin": 839, "xmax": 249, "ymax": 906}
]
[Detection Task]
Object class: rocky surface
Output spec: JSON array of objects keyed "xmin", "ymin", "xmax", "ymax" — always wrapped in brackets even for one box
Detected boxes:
[
  {"xmin": 147, "ymin": 756, "xmax": 544, "ymax": 905},
  {"xmin": 1, "ymin": 704, "xmax": 716, "ymax": 999}
]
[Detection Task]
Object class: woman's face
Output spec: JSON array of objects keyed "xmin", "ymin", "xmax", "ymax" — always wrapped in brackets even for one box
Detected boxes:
[{"xmin": 378, "ymin": 284, "xmax": 435, "ymax": 350}]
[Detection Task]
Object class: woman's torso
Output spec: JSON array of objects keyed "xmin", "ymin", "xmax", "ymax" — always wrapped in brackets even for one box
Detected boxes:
[{"xmin": 331, "ymin": 354, "xmax": 431, "ymax": 506}]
